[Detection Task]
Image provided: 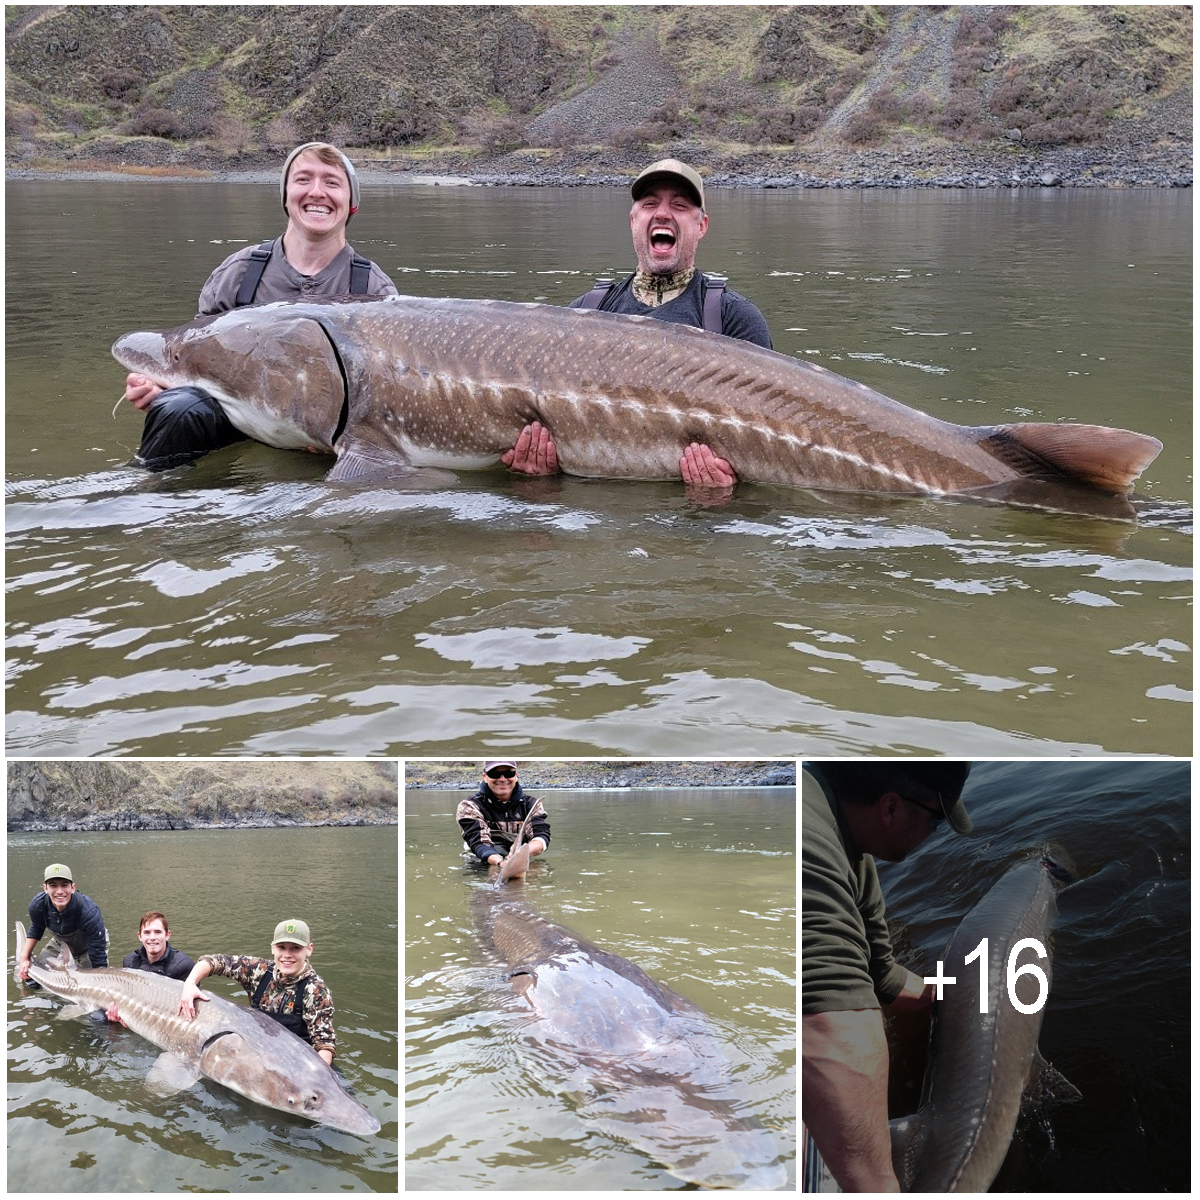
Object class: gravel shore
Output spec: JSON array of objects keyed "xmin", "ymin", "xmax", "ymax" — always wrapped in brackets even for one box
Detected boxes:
[
  {"xmin": 405, "ymin": 760, "xmax": 797, "ymax": 791},
  {"xmin": 7, "ymin": 128, "xmax": 1191, "ymax": 191}
]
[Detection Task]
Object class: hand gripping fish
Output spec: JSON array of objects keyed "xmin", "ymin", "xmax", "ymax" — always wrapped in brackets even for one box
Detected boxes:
[
  {"xmin": 496, "ymin": 798, "xmax": 546, "ymax": 886},
  {"xmin": 13, "ymin": 921, "xmax": 380, "ymax": 1135}
]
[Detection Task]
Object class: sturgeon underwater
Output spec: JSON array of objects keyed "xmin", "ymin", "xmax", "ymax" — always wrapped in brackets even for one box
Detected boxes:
[
  {"xmin": 14, "ymin": 921, "xmax": 380, "ymax": 1136},
  {"xmin": 471, "ymin": 887, "xmax": 788, "ymax": 1189},
  {"xmin": 112, "ymin": 295, "xmax": 1162, "ymax": 515}
]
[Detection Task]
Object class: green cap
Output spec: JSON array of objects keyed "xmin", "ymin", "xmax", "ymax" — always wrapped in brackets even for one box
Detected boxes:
[
  {"xmin": 272, "ymin": 919, "xmax": 311, "ymax": 946},
  {"xmin": 631, "ymin": 158, "xmax": 706, "ymax": 211},
  {"xmin": 44, "ymin": 863, "xmax": 74, "ymax": 882}
]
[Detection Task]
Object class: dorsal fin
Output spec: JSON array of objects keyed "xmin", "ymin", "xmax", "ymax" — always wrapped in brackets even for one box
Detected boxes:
[{"xmin": 986, "ymin": 423, "xmax": 1162, "ymax": 493}]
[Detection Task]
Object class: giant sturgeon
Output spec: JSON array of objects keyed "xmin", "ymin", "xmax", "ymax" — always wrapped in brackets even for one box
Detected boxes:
[
  {"xmin": 472, "ymin": 891, "xmax": 787, "ymax": 1189},
  {"xmin": 14, "ymin": 922, "xmax": 380, "ymax": 1136},
  {"xmin": 113, "ymin": 296, "xmax": 1161, "ymax": 510},
  {"xmin": 888, "ymin": 858, "xmax": 1079, "ymax": 1191}
]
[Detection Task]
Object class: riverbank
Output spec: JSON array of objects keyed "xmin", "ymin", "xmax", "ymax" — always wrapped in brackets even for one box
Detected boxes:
[
  {"xmin": 7, "ymin": 761, "xmax": 398, "ymax": 832},
  {"xmin": 7, "ymin": 125, "xmax": 1191, "ymax": 190},
  {"xmin": 405, "ymin": 760, "xmax": 796, "ymax": 791}
]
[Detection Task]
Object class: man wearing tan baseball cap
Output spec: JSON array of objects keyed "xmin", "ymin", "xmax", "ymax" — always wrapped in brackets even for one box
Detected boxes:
[{"xmin": 504, "ymin": 157, "xmax": 772, "ymax": 492}]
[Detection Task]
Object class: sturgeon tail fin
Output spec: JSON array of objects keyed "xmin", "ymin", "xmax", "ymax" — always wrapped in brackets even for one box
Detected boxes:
[{"xmin": 982, "ymin": 423, "xmax": 1162, "ymax": 493}]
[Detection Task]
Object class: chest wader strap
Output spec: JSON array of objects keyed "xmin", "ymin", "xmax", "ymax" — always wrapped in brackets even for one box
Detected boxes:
[
  {"xmin": 579, "ymin": 278, "xmax": 615, "ymax": 309},
  {"xmin": 251, "ymin": 966, "xmax": 310, "ymax": 1012},
  {"xmin": 235, "ymin": 240, "xmax": 275, "ymax": 307},
  {"xmin": 237, "ymin": 244, "xmax": 372, "ymax": 307},
  {"xmin": 702, "ymin": 273, "xmax": 727, "ymax": 334},
  {"xmin": 349, "ymin": 254, "xmax": 372, "ymax": 295}
]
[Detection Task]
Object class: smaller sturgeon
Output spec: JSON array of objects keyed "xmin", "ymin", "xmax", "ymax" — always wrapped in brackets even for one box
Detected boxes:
[
  {"xmin": 889, "ymin": 858, "xmax": 1079, "ymax": 1191},
  {"xmin": 14, "ymin": 922, "xmax": 380, "ymax": 1135},
  {"xmin": 496, "ymin": 799, "xmax": 546, "ymax": 885}
]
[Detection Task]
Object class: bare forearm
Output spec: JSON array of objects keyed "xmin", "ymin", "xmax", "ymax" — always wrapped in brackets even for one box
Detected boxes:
[{"xmin": 802, "ymin": 1009, "xmax": 900, "ymax": 1192}]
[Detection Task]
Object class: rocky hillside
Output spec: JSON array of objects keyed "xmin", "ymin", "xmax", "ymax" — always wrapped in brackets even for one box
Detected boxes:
[
  {"xmin": 5, "ymin": 5, "xmax": 1191, "ymax": 184},
  {"xmin": 8, "ymin": 760, "xmax": 398, "ymax": 831},
  {"xmin": 405, "ymin": 761, "xmax": 796, "ymax": 790}
]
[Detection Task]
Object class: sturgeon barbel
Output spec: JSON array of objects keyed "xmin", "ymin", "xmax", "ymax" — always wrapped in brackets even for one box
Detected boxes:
[
  {"xmin": 889, "ymin": 858, "xmax": 1079, "ymax": 1191},
  {"xmin": 473, "ymin": 891, "xmax": 787, "ymax": 1189},
  {"xmin": 112, "ymin": 296, "xmax": 1161, "ymax": 507},
  {"xmin": 14, "ymin": 922, "xmax": 380, "ymax": 1135}
]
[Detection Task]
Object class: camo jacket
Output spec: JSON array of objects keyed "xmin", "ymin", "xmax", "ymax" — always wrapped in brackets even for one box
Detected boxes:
[
  {"xmin": 457, "ymin": 784, "xmax": 551, "ymax": 862},
  {"xmin": 199, "ymin": 954, "xmax": 336, "ymax": 1053}
]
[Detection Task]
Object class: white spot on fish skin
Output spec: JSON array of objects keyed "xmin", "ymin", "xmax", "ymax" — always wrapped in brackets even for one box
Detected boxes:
[{"xmin": 810, "ymin": 442, "xmax": 939, "ymax": 492}]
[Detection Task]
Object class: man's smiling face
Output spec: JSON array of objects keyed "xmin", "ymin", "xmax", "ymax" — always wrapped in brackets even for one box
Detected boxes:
[
  {"xmin": 284, "ymin": 150, "xmax": 351, "ymax": 238},
  {"xmin": 629, "ymin": 181, "xmax": 709, "ymax": 277}
]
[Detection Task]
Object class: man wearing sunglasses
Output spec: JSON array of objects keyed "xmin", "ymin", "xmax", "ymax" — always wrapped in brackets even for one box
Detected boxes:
[
  {"xmin": 457, "ymin": 760, "xmax": 551, "ymax": 867},
  {"xmin": 802, "ymin": 761, "xmax": 973, "ymax": 1192}
]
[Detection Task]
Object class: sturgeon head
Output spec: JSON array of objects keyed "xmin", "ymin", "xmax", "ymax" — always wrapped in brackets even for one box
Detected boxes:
[
  {"xmin": 112, "ymin": 302, "xmax": 348, "ymax": 452},
  {"xmin": 197, "ymin": 1006, "xmax": 382, "ymax": 1136}
]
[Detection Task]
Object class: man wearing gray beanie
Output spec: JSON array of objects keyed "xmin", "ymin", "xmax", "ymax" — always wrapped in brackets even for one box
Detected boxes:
[{"xmin": 121, "ymin": 142, "xmax": 398, "ymax": 469}]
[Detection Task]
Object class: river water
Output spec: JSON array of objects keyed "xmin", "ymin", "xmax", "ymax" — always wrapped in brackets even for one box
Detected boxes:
[
  {"xmin": 4, "ymin": 181, "xmax": 1191, "ymax": 755},
  {"xmin": 7, "ymin": 826, "xmax": 398, "ymax": 1192},
  {"xmin": 865, "ymin": 759, "xmax": 1189, "ymax": 1192},
  {"xmin": 404, "ymin": 786, "xmax": 797, "ymax": 1189}
]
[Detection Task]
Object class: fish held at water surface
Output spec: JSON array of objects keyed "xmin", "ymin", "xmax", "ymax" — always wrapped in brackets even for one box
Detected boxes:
[
  {"xmin": 473, "ymin": 891, "xmax": 788, "ymax": 1189},
  {"xmin": 496, "ymin": 798, "xmax": 545, "ymax": 885},
  {"xmin": 888, "ymin": 857, "xmax": 1080, "ymax": 1191},
  {"xmin": 14, "ymin": 921, "xmax": 380, "ymax": 1136},
  {"xmin": 112, "ymin": 296, "xmax": 1161, "ymax": 509}
]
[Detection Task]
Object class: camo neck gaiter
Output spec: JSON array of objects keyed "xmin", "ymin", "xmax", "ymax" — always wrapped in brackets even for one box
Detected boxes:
[{"xmin": 632, "ymin": 267, "xmax": 695, "ymax": 308}]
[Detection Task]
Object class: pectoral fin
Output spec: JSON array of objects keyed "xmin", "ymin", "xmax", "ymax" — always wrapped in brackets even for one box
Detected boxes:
[
  {"xmin": 326, "ymin": 442, "xmax": 457, "ymax": 487},
  {"xmin": 146, "ymin": 1051, "xmax": 203, "ymax": 1097},
  {"xmin": 1024, "ymin": 1048, "xmax": 1082, "ymax": 1107},
  {"xmin": 506, "ymin": 965, "xmax": 539, "ymax": 1005},
  {"xmin": 56, "ymin": 1003, "xmax": 102, "ymax": 1022}
]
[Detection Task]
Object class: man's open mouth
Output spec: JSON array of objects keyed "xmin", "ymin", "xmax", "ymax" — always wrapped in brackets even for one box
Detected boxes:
[{"xmin": 650, "ymin": 225, "xmax": 677, "ymax": 250}]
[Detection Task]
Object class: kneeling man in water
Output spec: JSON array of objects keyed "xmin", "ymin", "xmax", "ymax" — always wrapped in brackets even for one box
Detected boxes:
[{"xmin": 177, "ymin": 918, "xmax": 337, "ymax": 1066}]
